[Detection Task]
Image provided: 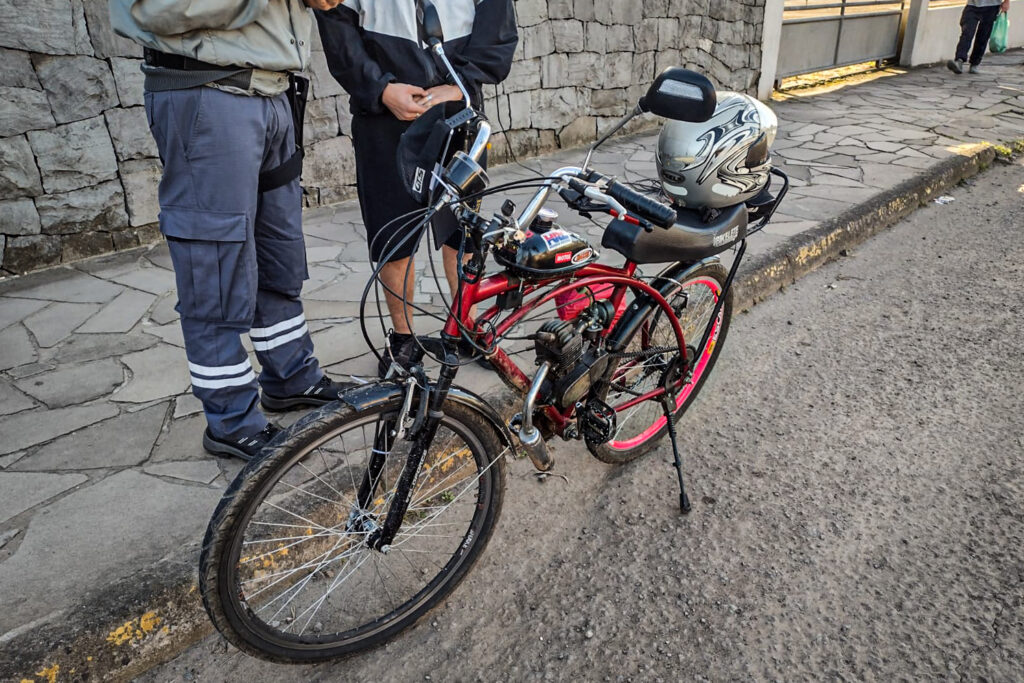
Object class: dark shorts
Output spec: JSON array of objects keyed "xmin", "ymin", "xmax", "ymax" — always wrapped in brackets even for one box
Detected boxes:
[{"xmin": 352, "ymin": 113, "xmax": 480, "ymax": 263}]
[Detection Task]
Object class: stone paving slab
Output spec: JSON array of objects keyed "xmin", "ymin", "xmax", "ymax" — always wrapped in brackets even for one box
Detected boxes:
[
  {"xmin": 13, "ymin": 402, "xmax": 166, "ymax": 471},
  {"xmin": 150, "ymin": 413, "xmax": 209, "ymax": 463},
  {"xmin": 141, "ymin": 319, "xmax": 186, "ymax": 347},
  {"xmin": 1, "ymin": 268, "xmax": 125, "ymax": 303},
  {"xmin": 148, "ymin": 293, "xmax": 180, "ymax": 326},
  {"xmin": 0, "ymin": 402, "xmax": 118, "ymax": 455},
  {"xmin": 0, "ymin": 469, "xmax": 222, "ymax": 633},
  {"xmin": 14, "ymin": 357, "xmax": 124, "ymax": 408},
  {"xmin": 0, "ymin": 54, "xmax": 1022, "ymax": 681},
  {"xmin": 143, "ymin": 459, "xmax": 221, "ymax": 485},
  {"xmin": 0, "ymin": 297, "xmax": 47, "ymax": 329},
  {"xmin": 0, "ymin": 379, "xmax": 35, "ymax": 416},
  {"xmin": 107, "ymin": 264, "xmax": 176, "ymax": 295},
  {"xmin": 0, "ymin": 452, "xmax": 27, "ymax": 470},
  {"xmin": 173, "ymin": 393, "xmax": 203, "ymax": 419},
  {"xmin": 51, "ymin": 330, "xmax": 157, "ymax": 365},
  {"xmin": 112, "ymin": 344, "xmax": 190, "ymax": 403},
  {"xmin": 0, "ymin": 471, "xmax": 87, "ymax": 525},
  {"xmin": 0, "ymin": 324, "xmax": 37, "ymax": 370},
  {"xmin": 77, "ymin": 288, "xmax": 156, "ymax": 334},
  {"xmin": 23, "ymin": 301, "xmax": 103, "ymax": 347}
]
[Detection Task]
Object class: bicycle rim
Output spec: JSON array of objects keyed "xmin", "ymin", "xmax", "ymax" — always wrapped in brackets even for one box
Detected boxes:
[
  {"xmin": 603, "ymin": 269, "xmax": 727, "ymax": 452},
  {"xmin": 208, "ymin": 402, "xmax": 502, "ymax": 660}
]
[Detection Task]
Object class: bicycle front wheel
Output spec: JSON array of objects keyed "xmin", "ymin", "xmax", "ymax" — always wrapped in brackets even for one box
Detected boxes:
[{"xmin": 200, "ymin": 397, "xmax": 506, "ymax": 663}]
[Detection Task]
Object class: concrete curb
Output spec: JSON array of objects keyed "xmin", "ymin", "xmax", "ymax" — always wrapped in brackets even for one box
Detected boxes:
[
  {"xmin": 1, "ymin": 142, "xmax": 1012, "ymax": 683},
  {"xmin": 2, "ymin": 547, "xmax": 211, "ymax": 683},
  {"xmin": 733, "ymin": 143, "xmax": 999, "ymax": 312}
]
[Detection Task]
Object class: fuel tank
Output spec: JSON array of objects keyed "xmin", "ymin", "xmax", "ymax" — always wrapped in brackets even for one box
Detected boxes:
[{"xmin": 493, "ymin": 209, "xmax": 598, "ymax": 278}]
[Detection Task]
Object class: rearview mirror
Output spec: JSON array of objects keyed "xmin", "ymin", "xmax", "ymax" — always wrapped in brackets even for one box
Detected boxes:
[
  {"xmin": 420, "ymin": 1, "xmax": 444, "ymax": 46},
  {"xmin": 638, "ymin": 67, "xmax": 716, "ymax": 122}
]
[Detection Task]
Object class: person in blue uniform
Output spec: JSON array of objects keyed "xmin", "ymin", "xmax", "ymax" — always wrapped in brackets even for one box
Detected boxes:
[
  {"xmin": 111, "ymin": 0, "xmax": 354, "ymax": 460},
  {"xmin": 317, "ymin": 0, "xmax": 517, "ymax": 375}
]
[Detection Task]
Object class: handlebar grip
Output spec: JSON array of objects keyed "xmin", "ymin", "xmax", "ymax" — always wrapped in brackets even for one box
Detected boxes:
[
  {"xmin": 605, "ymin": 180, "xmax": 677, "ymax": 229},
  {"xmin": 566, "ymin": 177, "xmax": 591, "ymax": 196}
]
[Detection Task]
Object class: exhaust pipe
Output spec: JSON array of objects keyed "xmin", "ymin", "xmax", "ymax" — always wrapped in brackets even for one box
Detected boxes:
[{"xmin": 516, "ymin": 362, "xmax": 553, "ymax": 472}]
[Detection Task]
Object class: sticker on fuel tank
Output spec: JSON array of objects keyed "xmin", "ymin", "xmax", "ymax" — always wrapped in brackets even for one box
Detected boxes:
[
  {"xmin": 571, "ymin": 248, "xmax": 594, "ymax": 264},
  {"xmin": 555, "ymin": 252, "xmax": 572, "ymax": 264},
  {"xmin": 541, "ymin": 231, "xmax": 572, "ymax": 249}
]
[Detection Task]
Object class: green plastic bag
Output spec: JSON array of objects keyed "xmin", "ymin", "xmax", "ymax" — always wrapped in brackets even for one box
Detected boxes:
[{"xmin": 990, "ymin": 11, "xmax": 1008, "ymax": 54}]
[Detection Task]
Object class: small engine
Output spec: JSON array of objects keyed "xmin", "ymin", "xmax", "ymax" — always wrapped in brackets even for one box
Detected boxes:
[{"xmin": 533, "ymin": 319, "xmax": 611, "ymax": 410}]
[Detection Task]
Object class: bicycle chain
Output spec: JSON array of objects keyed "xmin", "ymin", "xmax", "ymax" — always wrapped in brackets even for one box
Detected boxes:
[
  {"xmin": 604, "ymin": 345, "xmax": 679, "ymax": 396},
  {"xmin": 605, "ymin": 344, "xmax": 678, "ymax": 360}
]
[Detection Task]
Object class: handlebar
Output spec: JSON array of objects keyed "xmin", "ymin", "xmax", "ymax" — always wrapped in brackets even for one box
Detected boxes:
[
  {"xmin": 605, "ymin": 180, "xmax": 677, "ymax": 228},
  {"xmin": 467, "ymin": 120, "xmax": 491, "ymax": 165},
  {"xmin": 585, "ymin": 171, "xmax": 677, "ymax": 229}
]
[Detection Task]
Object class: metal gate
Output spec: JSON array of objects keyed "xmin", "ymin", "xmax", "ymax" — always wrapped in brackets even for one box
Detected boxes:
[{"xmin": 777, "ymin": 0, "xmax": 908, "ymax": 79}]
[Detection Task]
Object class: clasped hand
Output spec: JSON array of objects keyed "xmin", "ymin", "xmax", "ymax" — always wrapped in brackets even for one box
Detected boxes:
[
  {"xmin": 382, "ymin": 83, "xmax": 464, "ymax": 121},
  {"xmin": 304, "ymin": 0, "xmax": 342, "ymax": 10}
]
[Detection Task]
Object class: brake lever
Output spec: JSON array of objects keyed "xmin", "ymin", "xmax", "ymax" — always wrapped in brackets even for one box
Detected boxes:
[
  {"xmin": 555, "ymin": 185, "xmax": 592, "ymax": 216},
  {"xmin": 568, "ymin": 179, "xmax": 656, "ymax": 232},
  {"xmin": 557, "ymin": 182, "xmax": 613, "ymax": 218}
]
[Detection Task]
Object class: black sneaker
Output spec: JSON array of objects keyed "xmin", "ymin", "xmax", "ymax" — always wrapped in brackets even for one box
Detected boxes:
[
  {"xmin": 261, "ymin": 375, "xmax": 355, "ymax": 412},
  {"xmin": 378, "ymin": 332, "xmax": 420, "ymax": 379},
  {"xmin": 203, "ymin": 423, "xmax": 281, "ymax": 461},
  {"xmin": 947, "ymin": 59, "xmax": 963, "ymax": 74}
]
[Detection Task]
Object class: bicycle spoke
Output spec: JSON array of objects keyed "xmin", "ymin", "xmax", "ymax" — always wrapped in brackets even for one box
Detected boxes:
[
  {"xmin": 241, "ymin": 528, "xmax": 337, "ymax": 564},
  {"xmin": 261, "ymin": 537, "xmax": 356, "ymax": 624},
  {"xmin": 209, "ymin": 405, "xmax": 505, "ymax": 653}
]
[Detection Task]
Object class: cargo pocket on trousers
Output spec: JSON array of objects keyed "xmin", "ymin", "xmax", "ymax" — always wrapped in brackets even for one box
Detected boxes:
[
  {"xmin": 256, "ymin": 235, "xmax": 309, "ymax": 298},
  {"xmin": 161, "ymin": 207, "xmax": 256, "ymax": 324}
]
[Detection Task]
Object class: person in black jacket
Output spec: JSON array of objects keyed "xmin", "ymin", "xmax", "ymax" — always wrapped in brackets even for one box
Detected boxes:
[{"xmin": 317, "ymin": 0, "xmax": 517, "ymax": 376}]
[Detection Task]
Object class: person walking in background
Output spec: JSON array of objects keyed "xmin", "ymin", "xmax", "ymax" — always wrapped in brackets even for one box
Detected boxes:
[
  {"xmin": 110, "ymin": 0, "xmax": 355, "ymax": 461},
  {"xmin": 317, "ymin": 0, "xmax": 517, "ymax": 377},
  {"xmin": 947, "ymin": 0, "xmax": 1011, "ymax": 74}
]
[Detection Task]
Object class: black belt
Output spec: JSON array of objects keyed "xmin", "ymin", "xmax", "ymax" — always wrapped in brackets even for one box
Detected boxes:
[
  {"xmin": 143, "ymin": 48, "xmax": 308, "ymax": 193},
  {"xmin": 143, "ymin": 47, "xmax": 246, "ymax": 73}
]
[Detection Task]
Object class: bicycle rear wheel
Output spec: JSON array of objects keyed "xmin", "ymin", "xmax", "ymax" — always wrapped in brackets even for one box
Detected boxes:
[
  {"xmin": 589, "ymin": 261, "xmax": 732, "ymax": 464},
  {"xmin": 200, "ymin": 397, "xmax": 506, "ymax": 663}
]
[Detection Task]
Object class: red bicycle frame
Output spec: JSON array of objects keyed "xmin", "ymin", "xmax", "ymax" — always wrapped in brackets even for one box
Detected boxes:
[{"xmin": 442, "ymin": 259, "xmax": 690, "ymax": 436}]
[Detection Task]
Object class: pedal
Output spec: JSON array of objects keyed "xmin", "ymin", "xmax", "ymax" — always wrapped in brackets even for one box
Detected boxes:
[{"xmin": 581, "ymin": 398, "xmax": 616, "ymax": 445}]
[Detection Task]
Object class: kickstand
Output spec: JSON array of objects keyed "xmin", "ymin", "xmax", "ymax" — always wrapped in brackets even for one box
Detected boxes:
[{"xmin": 661, "ymin": 394, "xmax": 692, "ymax": 514}]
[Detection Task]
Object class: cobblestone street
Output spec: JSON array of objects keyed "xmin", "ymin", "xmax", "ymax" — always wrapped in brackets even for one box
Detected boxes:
[{"xmin": 1, "ymin": 53, "xmax": 1023, "ymax": 680}]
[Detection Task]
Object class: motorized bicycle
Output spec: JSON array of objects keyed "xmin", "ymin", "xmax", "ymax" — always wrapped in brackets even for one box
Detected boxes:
[{"xmin": 198, "ymin": 4, "xmax": 788, "ymax": 663}]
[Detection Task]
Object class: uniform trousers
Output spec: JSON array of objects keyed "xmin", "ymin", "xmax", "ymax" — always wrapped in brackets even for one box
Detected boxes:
[{"xmin": 145, "ymin": 86, "xmax": 322, "ymax": 439}]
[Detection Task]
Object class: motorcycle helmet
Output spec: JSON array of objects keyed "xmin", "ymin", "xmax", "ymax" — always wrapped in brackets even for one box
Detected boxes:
[{"xmin": 655, "ymin": 92, "xmax": 778, "ymax": 209}]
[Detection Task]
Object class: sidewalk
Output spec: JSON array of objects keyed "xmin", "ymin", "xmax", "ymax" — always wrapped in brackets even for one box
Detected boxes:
[{"xmin": 2, "ymin": 53, "xmax": 1023, "ymax": 681}]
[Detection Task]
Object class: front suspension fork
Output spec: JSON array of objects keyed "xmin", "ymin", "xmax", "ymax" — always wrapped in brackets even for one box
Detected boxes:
[{"xmin": 367, "ymin": 345, "xmax": 460, "ymax": 552}]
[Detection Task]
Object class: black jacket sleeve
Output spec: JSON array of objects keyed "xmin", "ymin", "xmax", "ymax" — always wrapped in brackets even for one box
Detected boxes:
[
  {"xmin": 316, "ymin": 5, "xmax": 395, "ymax": 115},
  {"xmin": 446, "ymin": 0, "xmax": 518, "ymax": 95}
]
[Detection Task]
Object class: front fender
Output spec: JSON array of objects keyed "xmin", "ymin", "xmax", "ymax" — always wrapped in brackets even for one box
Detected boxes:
[{"xmin": 337, "ymin": 380, "xmax": 516, "ymax": 451}]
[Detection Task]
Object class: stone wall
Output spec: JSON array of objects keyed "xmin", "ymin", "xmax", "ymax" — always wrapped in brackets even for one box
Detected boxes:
[{"xmin": 0, "ymin": 0, "xmax": 765, "ymax": 276}]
